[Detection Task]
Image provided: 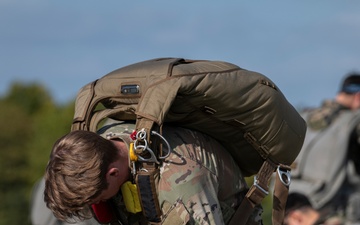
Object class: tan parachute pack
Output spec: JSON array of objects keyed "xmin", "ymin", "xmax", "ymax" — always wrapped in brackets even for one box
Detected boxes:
[{"xmin": 71, "ymin": 58, "xmax": 306, "ymax": 225}]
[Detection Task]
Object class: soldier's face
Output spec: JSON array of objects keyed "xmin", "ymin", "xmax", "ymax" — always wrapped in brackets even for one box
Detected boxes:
[
  {"xmin": 91, "ymin": 178, "xmax": 120, "ymax": 204},
  {"xmin": 90, "ymin": 140, "xmax": 130, "ymax": 205},
  {"xmin": 90, "ymin": 162, "xmax": 128, "ymax": 204}
]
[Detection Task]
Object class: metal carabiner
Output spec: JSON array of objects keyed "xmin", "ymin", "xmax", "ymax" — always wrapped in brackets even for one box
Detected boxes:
[
  {"xmin": 133, "ymin": 129, "xmax": 148, "ymax": 152},
  {"xmin": 136, "ymin": 129, "xmax": 147, "ymax": 140},
  {"xmin": 133, "ymin": 138, "xmax": 148, "ymax": 152},
  {"xmin": 132, "ymin": 129, "xmax": 172, "ymax": 164},
  {"xmin": 137, "ymin": 147, "xmax": 160, "ymax": 164},
  {"xmin": 277, "ymin": 166, "xmax": 291, "ymax": 187}
]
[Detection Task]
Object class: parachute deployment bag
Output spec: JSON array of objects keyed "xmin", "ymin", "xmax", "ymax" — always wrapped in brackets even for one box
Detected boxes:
[{"xmin": 71, "ymin": 58, "xmax": 306, "ymax": 225}]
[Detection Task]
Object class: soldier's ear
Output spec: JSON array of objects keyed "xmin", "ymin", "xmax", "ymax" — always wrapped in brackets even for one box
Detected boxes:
[{"xmin": 106, "ymin": 168, "xmax": 120, "ymax": 179}]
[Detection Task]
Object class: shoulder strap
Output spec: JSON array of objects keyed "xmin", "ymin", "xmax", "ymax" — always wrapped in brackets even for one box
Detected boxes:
[{"xmin": 229, "ymin": 160, "xmax": 290, "ymax": 225}]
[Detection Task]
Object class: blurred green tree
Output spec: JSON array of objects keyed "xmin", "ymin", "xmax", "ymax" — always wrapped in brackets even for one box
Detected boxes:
[
  {"xmin": 0, "ymin": 101, "xmax": 33, "ymax": 225},
  {"xmin": 27, "ymin": 100, "xmax": 74, "ymax": 181},
  {"xmin": 3, "ymin": 82, "xmax": 53, "ymax": 115},
  {"xmin": 0, "ymin": 82, "xmax": 74, "ymax": 225}
]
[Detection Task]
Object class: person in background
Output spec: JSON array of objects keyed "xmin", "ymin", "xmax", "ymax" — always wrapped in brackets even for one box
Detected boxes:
[
  {"xmin": 289, "ymin": 73, "xmax": 360, "ymax": 225},
  {"xmin": 284, "ymin": 193, "xmax": 320, "ymax": 225}
]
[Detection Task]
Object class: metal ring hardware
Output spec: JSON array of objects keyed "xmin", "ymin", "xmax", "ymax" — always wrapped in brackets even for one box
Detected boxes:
[{"xmin": 277, "ymin": 166, "xmax": 291, "ymax": 187}]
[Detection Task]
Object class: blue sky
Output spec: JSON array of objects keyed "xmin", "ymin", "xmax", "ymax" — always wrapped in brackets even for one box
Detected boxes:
[{"xmin": 1, "ymin": 1, "xmax": 360, "ymax": 108}]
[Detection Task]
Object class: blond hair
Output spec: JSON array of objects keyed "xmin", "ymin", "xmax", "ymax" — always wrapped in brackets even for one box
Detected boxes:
[{"xmin": 44, "ymin": 130, "xmax": 119, "ymax": 222}]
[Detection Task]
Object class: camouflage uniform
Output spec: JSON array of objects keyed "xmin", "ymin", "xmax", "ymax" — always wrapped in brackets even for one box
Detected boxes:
[
  {"xmin": 304, "ymin": 100, "xmax": 360, "ymax": 225},
  {"xmin": 98, "ymin": 122, "xmax": 263, "ymax": 225}
]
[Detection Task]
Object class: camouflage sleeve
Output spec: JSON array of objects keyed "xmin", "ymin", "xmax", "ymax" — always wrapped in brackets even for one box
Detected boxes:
[
  {"xmin": 307, "ymin": 100, "xmax": 342, "ymax": 130},
  {"xmin": 157, "ymin": 126, "xmax": 263, "ymax": 225}
]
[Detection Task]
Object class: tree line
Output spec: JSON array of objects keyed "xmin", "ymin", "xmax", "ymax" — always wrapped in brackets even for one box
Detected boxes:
[{"xmin": 0, "ymin": 82, "xmax": 75, "ymax": 225}]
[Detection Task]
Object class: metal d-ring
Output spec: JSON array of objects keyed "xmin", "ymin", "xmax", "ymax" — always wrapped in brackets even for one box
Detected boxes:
[
  {"xmin": 132, "ymin": 129, "xmax": 172, "ymax": 164},
  {"xmin": 137, "ymin": 146, "xmax": 160, "ymax": 164},
  {"xmin": 133, "ymin": 129, "xmax": 148, "ymax": 152},
  {"xmin": 277, "ymin": 166, "xmax": 291, "ymax": 186}
]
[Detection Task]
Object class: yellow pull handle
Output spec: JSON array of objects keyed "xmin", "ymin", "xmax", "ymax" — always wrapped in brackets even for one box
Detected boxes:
[
  {"xmin": 120, "ymin": 181, "xmax": 142, "ymax": 213},
  {"xmin": 129, "ymin": 143, "xmax": 138, "ymax": 161}
]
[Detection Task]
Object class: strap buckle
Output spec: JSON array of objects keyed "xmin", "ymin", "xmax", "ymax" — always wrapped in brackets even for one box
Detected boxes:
[{"xmin": 253, "ymin": 175, "xmax": 269, "ymax": 196}]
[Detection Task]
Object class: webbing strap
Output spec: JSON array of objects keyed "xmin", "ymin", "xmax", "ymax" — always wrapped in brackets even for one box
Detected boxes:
[
  {"xmin": 229, "ymin": 160, "xmax": 276, "ymax": 225},
  {"xmin": 133, "ymin": 119, "xmax": 164, "ymax": 224},
  {"xmin": 136, "ymin": 119, "xmax": 155, "ymax": 143},
  {"xmin": 71, "ymin": 80, "xmax": 97, "ymax": 132},
  {"xmin": 136, "ymin": 165, "xmax": 162, "ymax": 224},
  {"xmin": 272, "ymin": 167, "xmax": 290, "ymax": 225}
]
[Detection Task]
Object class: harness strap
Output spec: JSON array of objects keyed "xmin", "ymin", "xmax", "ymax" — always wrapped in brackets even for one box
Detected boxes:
[
  {"xmin": 272, "ymin": 165, "xmax": 290, "ymax": 225},
  {"xmin": 133, "ymin": 118, "xmax": 163, "ymax": 223},
  {"xmin": 229, "ymin": 159, "xmax": 276, "ymax": 225},
  {"xmin": 136, "ymin": 163, "xmax": 162, "ymax": 224}
]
